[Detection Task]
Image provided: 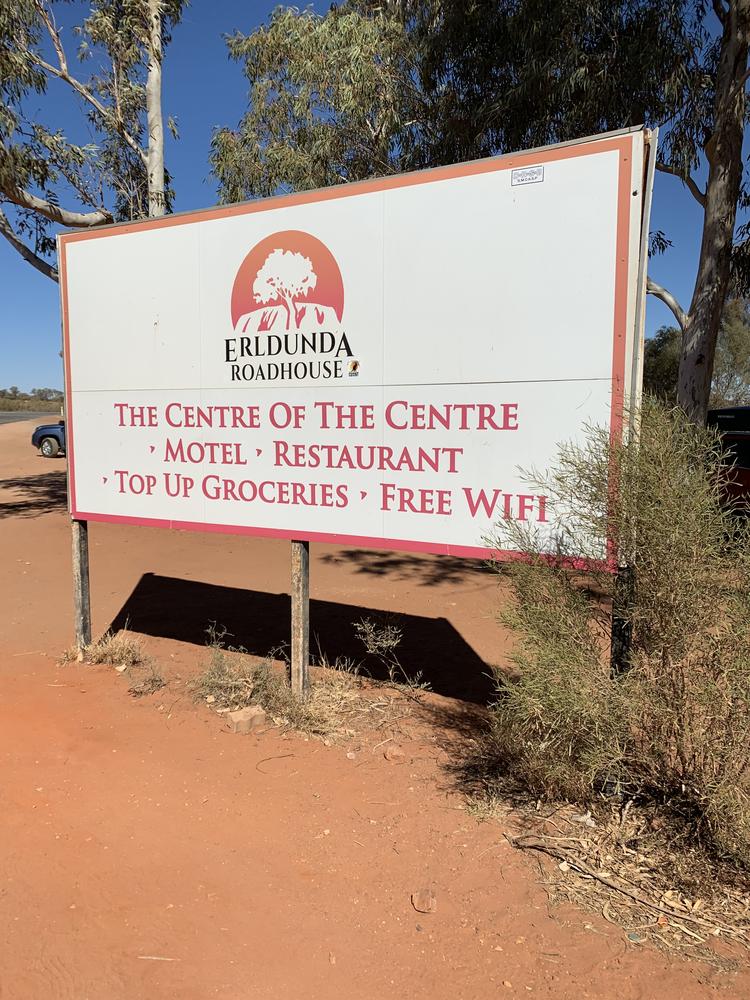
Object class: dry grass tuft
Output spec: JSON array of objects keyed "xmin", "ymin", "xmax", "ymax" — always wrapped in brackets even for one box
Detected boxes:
[
  {"xmin": 193, "ymin": 629, "xmax": 413, "ymax": 738},
  {"xmin": 61, "ymin": 628, "xmax": 165, "ymax": 698},
  {"xmin": 191, "ymin": 638, "xmax": 255, "ymax": 707},
  {"xmin": 353, "ymin": 616, "xmax": 430, "ymax": 692},
  {"xmin": 62, "ymin": 628, "xmax": 149, "ymax": 668},
  {"xmin": 127, "ymin": 664, "xmax": 166, "ymax": 698}
]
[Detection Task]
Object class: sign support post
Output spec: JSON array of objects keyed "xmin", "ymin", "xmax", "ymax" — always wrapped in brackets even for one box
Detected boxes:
[
  {"xmin": 609, "ymin": 564, "xmax": 634, "ymax": 677},
  {"xmin": 609, "ymin": 128, "xmax": 656, "ymax": 678},
  {"xmin": 72, "ymin": 519, "xmax": 92, "ymax": 650},
  {"xmin": 290, "ymin": 540, "xmax": 310, "ymax": 696}
]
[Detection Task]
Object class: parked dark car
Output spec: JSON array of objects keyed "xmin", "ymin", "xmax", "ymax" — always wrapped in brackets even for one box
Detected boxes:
[
  {"xmin": 707, "ymin": 406, "xmax": 750, "ymax": 502},
  {"xmin": 31, "ymin": 420, "xmax": 66, "ymax": 458}
]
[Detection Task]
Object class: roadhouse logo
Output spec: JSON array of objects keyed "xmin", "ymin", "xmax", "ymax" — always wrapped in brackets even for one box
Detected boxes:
[{"xmin": 225, "ymin": 230, "xmax": 357, "ymax": 383}]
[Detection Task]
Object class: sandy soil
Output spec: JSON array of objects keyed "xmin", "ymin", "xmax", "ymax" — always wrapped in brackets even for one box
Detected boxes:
[{"xmin": 0, "ymin": 417, "xmax": 745, "ymax": 999}]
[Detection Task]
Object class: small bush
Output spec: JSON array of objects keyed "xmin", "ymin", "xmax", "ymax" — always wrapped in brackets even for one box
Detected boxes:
[
  {"xmin": 62, "ymin": 629, "xmax": 165, "ymax": 698},
  {"xmin": 490, "ymin": 400, "xmax": 750, "ymax": 866},
  {"xmin": 64, "ymin": 629, "xmax": 149, "ymax": 667},
  {"xmin": 192, "ymin": 631, "xmax": 365, "ymax": 737},
  {"xmin": 128, "ymin": 665, "xmax": 166, "ymax": 698},
  {"xmin": 191, "ymin": 637, "xmax": 256, "ymax": 707},
  {"xmin": 354, "ymin": 616, "xmax": 429, "ymax": 691}
]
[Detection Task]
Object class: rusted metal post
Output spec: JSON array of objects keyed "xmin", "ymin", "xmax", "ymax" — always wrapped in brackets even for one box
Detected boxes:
[
  {"xmin": 291, "ymin": 539, "xmax": 310, "ymax": 696},
  {"xmin": 72, "ymin": 518, "xmax": 92, "ymax": 650}
]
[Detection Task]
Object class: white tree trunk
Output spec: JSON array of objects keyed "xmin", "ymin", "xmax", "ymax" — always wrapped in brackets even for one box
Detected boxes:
[
  {"xmin": 146, "ymin": 0, "xmax": 165, "ymax": 218},
  {"xmin": 677, "ymin": 0, "xmax": 750, "ymax": 421}
]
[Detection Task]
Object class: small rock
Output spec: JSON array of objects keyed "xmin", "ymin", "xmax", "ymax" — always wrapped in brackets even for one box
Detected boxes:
[
  {"xmin": 384, "ymin": 746, "xmax": 405, "ymax": 762},
  {"xmin": 346, "ymin": 751, "xmax": 356, "ymax": 760},
  {"xmin": 411, "ymin": 888, "xmax": 436, "ymax": 914},
  {"xmin": 206, "ymin": 695, "xmax": 216, "ymax": 704},
  {"xmin": 503, "ymin": 981, "xmax": 513, "ymax": 989},
  {"xmin": 227, "ymin": 705, "xmax": 266, "ymax": 734}
]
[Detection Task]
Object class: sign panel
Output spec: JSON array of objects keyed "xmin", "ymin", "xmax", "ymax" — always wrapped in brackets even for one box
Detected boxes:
[{"xmin": 60, "ymin": 129, "xmax": 647, "ymax": 559}]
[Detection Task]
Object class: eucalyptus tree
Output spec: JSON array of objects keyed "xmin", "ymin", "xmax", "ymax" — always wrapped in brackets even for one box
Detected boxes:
[
  {"xmin": 417, "ymin": 0, "xmax": 750, "ymax": 422},
  {"xmin": 210, "ymin": 4, "xmax": 431, "ymax": 201},
  {"xmin": 214, "ymin": 0, "xmax": 750, "ymax": 422},
  {"xmin": 0, "ymin": 0, "xmax": 184, "ymax": 281}
]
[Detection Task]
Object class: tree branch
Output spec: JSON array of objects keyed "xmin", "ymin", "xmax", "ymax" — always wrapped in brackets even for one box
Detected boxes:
[
  {"xmin": 0, "ymin": 207, "xmax": 58, "ymax": 281},
  {"xmin": 712, "ymin": 0, "xmax": 727, "ymax": 27},
  {"xmin": 31, "ymin": 54, "xmax": 147, "ymax": 168},
  {"xmin": 3, "ymin": 184, "xmax": 112, "ymax": 227},
  {"xmin": 647, "ymin": 278, "xmax": 688, "ymax": 331},
  {"xmin": 31, "ymin": 2, "xmax": 147, "ymax": 168},
  {"xmin": 655, "ymin": 161, "xmax": 706, "ymax": 209},
  {"xmin": 34, "ymin": 0, "xmax": 68, "ymax": 74}
]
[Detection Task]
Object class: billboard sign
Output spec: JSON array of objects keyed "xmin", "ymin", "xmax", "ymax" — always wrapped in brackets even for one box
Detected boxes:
[{"xmin": 59, "ymin": 129, "xmax": 649, "ymax": 560}]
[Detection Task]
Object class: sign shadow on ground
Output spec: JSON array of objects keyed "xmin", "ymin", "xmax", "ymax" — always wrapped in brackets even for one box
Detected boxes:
[{"xmin": 109, "ymin": 573, "xmax": 495, "ymax": 703}]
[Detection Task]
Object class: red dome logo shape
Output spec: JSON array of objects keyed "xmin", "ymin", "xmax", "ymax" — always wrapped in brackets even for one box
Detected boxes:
[{"xmin": 231, "ymin": 230, "xmax": 344, "ymax": 334}]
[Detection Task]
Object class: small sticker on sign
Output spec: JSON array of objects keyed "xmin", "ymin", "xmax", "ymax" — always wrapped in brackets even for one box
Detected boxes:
[{"xmin": 511, "ymin": 165, "xmax": 544, "ymax": 186}]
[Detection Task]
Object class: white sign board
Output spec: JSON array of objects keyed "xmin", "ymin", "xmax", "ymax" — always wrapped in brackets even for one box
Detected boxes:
[{"xmin": 60, "ymin": 130, "xmax": 647, "ymax": 561}]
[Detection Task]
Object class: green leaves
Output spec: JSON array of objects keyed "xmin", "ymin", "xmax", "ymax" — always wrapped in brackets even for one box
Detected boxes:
[
  {"xmin": 212, "ymin": 4, "xmax": 430, "ymax": 202},
  {"xmin": 211, "ymin": 1, "xmax": 727, "ymax": 213},
  {"xmin": 1, "ymin": 0, "xmax": 186, "ymax": 277},
  {"xmin": 645, "ymin": 301, "xmax": 750, "ymax": 407}
]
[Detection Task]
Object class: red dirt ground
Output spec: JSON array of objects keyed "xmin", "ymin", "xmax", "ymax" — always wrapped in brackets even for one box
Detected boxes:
[{"xmin": 0, "ymin": 417, "xmax": 746, "ymax": 999}]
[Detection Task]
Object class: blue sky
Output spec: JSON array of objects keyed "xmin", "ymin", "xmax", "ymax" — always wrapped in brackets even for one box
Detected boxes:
[{"xmin": 0, "ymin": 1, "xmax": 708, "ymax": 391}]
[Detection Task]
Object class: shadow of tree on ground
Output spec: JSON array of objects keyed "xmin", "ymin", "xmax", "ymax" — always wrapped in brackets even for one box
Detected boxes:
[
  {"xmin": 319, "ymin": 548, "xmax": 495, "ymax": 587},
  {"xmin": 0, "ymin": 469, "xmax": 67, "ymax": 518}
]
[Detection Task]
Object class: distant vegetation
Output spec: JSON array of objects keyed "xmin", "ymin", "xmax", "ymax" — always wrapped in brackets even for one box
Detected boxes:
[
  {"xmin": 0, "ymin": 387, "xmax": 63, "ymax": 413},
  {"xmin": 644, "ymin": 298, "xmax": 750, "ymax": 408}
]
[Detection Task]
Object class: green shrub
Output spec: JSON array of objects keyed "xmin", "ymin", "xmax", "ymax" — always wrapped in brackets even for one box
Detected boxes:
[{"xmin": 491, "ymin": 400, "xmax": 750, "ymax": 865}]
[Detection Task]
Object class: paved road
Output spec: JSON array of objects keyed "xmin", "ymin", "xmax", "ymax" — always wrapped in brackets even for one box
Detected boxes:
[{"xmin": 0, "ymin": 411, "xmax": 59, "ymax": 426}]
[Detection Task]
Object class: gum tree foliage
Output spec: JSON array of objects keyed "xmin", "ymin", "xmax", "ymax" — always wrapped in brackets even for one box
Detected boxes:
[
  {"xmin": 712, "ymin": 297, "xmax": 750, "ymax": 403},
  {"xmin": 213, "ymin": 0, "xmax": 750, "ymax": 423},
  {"xmin": 0, "ymin": 0, "xmax": 185, "ymax": 281},
  {"xmin": 210, "ymin": 3, "xmax": 432, "ymax": 200},
  {"xmin": 643, "ymin": 326, "xmax": 683, "ymax": 403}
]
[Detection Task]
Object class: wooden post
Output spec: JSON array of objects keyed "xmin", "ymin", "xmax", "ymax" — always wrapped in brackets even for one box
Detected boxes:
[
  {"xmin": 610, "ymin": 564, "xmax": 633, "ymax": 677},
  {"xmin": 290, "ymin": 539, "xmax": 310, "ymax": 697},
  {"xmin": 72, "ymin": 519, "xmax": 92, "ymax": 650}
]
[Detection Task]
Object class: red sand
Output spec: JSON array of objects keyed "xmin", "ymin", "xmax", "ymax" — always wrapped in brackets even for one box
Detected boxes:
[{"xmin": 0, "ymin": 417, "xmax": 744, "ymax": 998}]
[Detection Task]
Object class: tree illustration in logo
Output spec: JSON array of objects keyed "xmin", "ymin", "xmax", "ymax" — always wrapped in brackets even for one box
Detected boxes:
[
  {"xmin": 252, "ymin": 248, "xmax": 318, "ymax": 331},
  {"xmin": 231, "ymin": 230, "xmax": 344, "ymax": 335}
]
